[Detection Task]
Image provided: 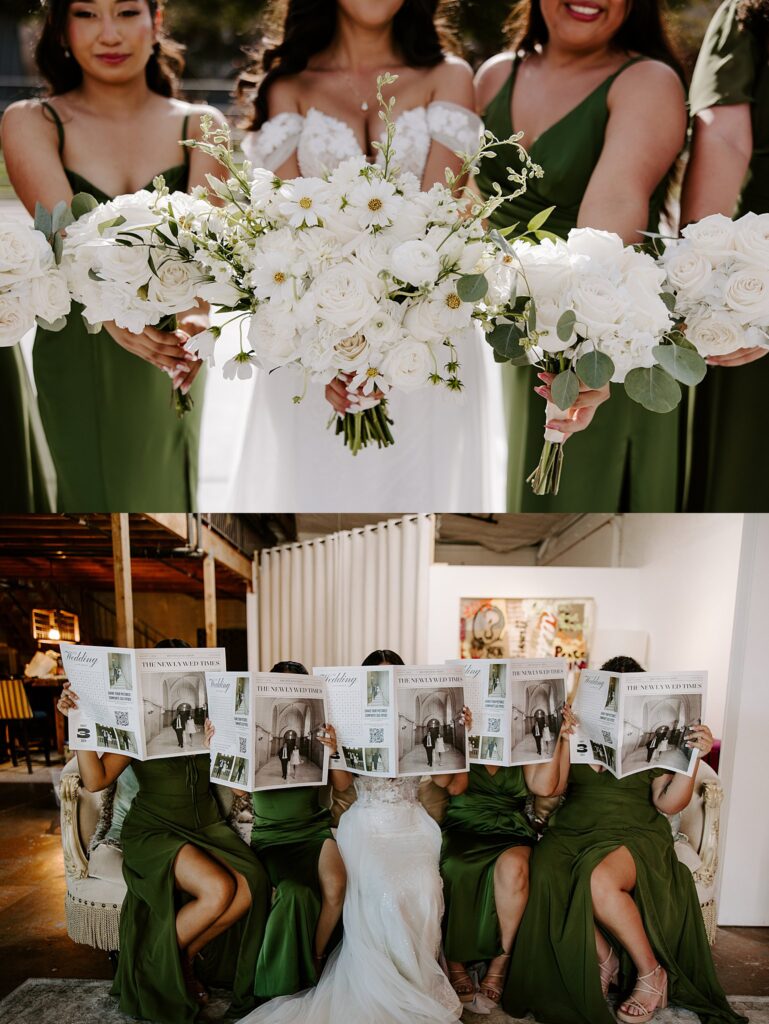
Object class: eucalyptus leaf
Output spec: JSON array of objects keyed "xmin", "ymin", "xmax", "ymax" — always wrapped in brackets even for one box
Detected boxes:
[
  {"xmin": 551, "ymin": 369, "xmax": 579, "ymax": 411},
  {"xmin": 456, "ymin": 273, "xmax": 489, "ymax": 303},
  {"xmin": 487, "ymin": 322, "xmax": 527, "ymax": 361},
  {"xmin": 652, "ymin": 343, "xmax": 707, "ymax": 385},
  {"xmin": 527, "ymin": 300, "xmax": 537, "ymax": 333},
  {"xmin": 556, "ymin": 310, "xmax": 576, "ymax": 342},
  {"xmin": 71, "ymin": 192, "xmax": 99, "ymax": 220},
  {"xmin": 575, "ymin": 349, "xmax": 614, "ymax": 389},
  {"xmin": 97, "ymin": 215, "xmax": 127, "ymax": 236},
  {"xmin": 624, "ymin": 365, "xmax": 682, "ymax": 413},
  {"xmin": 51, "ymin": 201, "xmax": 74, "ymax": 234},
  {"xmin": 34, "ymin": 203, "xmax": 52, "ymax": 238},
  {"xmin": 527, "ymin": 205, "xmax": 556, "ymax": 232},
  {"xmin": 53, "ymin": 233, "xmax": 63, "ymax": 263},
  {"xmin": 661, "ymin": 291, "xmax": 677, "ymax": 312}
]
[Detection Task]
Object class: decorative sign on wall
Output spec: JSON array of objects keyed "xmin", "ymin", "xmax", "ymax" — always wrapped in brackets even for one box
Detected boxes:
[{"xmin": 459, "ymin": 597, "xmax": 594, "ymax": 668}]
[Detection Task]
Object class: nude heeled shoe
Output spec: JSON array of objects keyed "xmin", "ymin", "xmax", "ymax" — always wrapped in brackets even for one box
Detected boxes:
[
  {"xmin": 616, "ymin": 964, "xmax": 668, "ymax": 1023},
  {"xmin": 598, "ymin": 947, "xmax": 619, "ymax": 997}
]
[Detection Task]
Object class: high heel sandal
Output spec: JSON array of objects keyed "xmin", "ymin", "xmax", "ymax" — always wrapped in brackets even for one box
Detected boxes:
[
  {"xmin": 616, "ymin": 964, "xmax": 668, "ymax": 1023},
  {"xmin": 180, "ymin": 954, "xmax": 209, "ymax": 1005},
  {"xmin": 447, "ymin": 964, "xmax": 477, "ymax": 1005},
  {"xmin": 598, "ymin": 947, "xmax": 619, "ymax": 997},
  {"xmin": 478, "ymin": 953, "xmax": 511, "ymax": 1005}
]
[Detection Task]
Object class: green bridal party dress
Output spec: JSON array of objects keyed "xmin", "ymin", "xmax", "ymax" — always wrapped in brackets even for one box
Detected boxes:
[
  {"xmin": 112, "ymin": 756, "xmax": 271, "ymax": 1024},
  {"xmin": 476, "ymin": 57, "xmax": 681, "ymax": 512},
  {"xmin": 440, "ymin": 765, "xmax": 536, "ymax": 962},
  {"xmin": 502, "ymin": 765, "xmax": 747, "ymax": 1024},
  {"xmin": 250, "ymin": 786, "xmax": 340, "ymax": 998},
  {"xmin": 33, "ymin": 103, "xmax": 205, "ymax": 512},
  {"xmin": 0, "ymin": 347, "xmax": 52, "ymax": 510},
  {"xmin": 687, "ymin": 0, "xmax": 769, "ymax": 511}
]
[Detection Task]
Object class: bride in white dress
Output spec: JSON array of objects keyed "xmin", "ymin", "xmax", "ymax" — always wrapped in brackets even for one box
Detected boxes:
[
  {"xmin": 227, "ymin": 0, "xmax": 507, "ymax": 512},
  {"xmin": 237, "ymin": 649, "xmax": 464, "ymax": 1024}
]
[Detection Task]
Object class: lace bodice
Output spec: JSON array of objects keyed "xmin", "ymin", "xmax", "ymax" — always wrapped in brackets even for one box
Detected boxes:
[
  {"xmin": 241, "ymin": 101, "xmax": 483, "ymax": 181},
  {"xmin": 352, "ymin": 775, "xmax": 421, "ymax": 806}
]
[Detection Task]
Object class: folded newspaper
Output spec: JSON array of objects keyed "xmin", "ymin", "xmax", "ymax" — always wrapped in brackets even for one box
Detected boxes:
[
  {"xmin": 205, "ymin": 671, "xmax": 330, "ymax": 791},
  {"xmin": 450, "ymin": 658, "xmax": 568, "ymax": 766},
  {"xmin": 570, "ymin": 669, "xmax": 706, "ymax": 778},
  {"xmin": 61, "ymin": 645, "xmax": 226, "ymax": 759},
  {"xmin": 314, "ymin": 664, "xmax": 468, "ymax": 777}
]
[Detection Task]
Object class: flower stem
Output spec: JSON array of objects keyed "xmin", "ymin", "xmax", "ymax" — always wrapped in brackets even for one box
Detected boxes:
[
  {"xmin": 527, "ymin": 439, "xmax": 564, "ymax": 496},
  {"xmin": 335, "ymin": 399, "xmax": 395, "ymax": 455}
]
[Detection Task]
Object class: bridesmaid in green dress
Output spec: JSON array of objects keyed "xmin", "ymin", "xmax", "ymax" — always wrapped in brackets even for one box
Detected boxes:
[
  {"xmin": 1, "ymin": 0, "xmax": 223, "ymax": 511},
  {"xmin": 57, "ymin": 641, "xmax": 272, "ymax": 1024},
  {"xmin": 0, "ymin": 348, "xmax": 53, "ymax": 510},
  {"xmin": 503, "ymin": 657, "xmax": 745, "ymax": 1024},
  {"xmin": 205, "ymin": 660, "xmax": 348, "ymax": 999},
  {"xmin": 681, "ymin": 0, "xmax": 769, "ymax": 511},
  {"xmin": 474, "ymin": 0, "xmax": 688, "ymax": 511},
  {"xmin": 436, "ymin": 704, "xmax": 576, "ymax": 1010}
]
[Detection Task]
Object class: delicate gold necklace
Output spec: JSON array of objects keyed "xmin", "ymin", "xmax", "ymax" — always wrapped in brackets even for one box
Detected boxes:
[{"xmin": 341, "ymin": 70, "xmax": 375, "ymax": 112}]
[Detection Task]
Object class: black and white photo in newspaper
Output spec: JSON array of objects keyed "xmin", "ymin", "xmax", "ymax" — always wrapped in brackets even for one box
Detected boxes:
[
  {"xmin": 206, "ymin": 671, "xmax": 253, "ymax": 789},
  {"xmin": 570, "ymin": 669, "xmax": 621, "ymax": 773},
  {"xmin": 395, "ymin": 666, "xmax": 468, "ymax": 776},
  {"xmin": 61, "ymin": 645, "xmax": 143, "ymax": 757},
  {"xmin": 248, "ymin": 673, "xmax": 329, "ymax": 791},
  {"xmin": 315, "ymin": 666, "xmax": 397, "ymax": 776}
]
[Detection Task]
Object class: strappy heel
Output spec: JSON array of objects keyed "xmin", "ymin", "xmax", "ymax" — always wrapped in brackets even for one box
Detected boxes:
[
  {"xmin": 447, "ymin": 963, "xmax": 476, "ymax": 1004},
  {"xmin": 180, "ymin": 954, "xmax": 209, "ymax": 1005},
  {"xmin": 478, "ymin": 953, "xmax": 511, "ymax": 1005},
  {"xmin": 598, "ymin": 947, "xmax": 619, "ymax": 997},
  {"xmin": 616, "ymin": 964, "xmax": 668, "ymax": 1023}
]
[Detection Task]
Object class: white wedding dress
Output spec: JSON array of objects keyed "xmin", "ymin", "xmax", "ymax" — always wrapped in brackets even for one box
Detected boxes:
[
  {"xmin": 237, "ymin": 776, "xmax": 461, "ymax": 1024},
  {"xmin": 226, "ymin": 102, "xmax": 507, "ymax": 511}
]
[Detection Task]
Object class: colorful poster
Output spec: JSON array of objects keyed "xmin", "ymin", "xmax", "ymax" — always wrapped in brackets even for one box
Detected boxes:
[{"xmin": 459, "ymin": 597, "xmax": 594, "ymax": 666}]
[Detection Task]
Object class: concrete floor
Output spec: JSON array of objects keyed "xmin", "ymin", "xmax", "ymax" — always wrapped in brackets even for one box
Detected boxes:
[{"xmin": 1, "ymin": 755, "xmax": 768, "ymax": 1003}]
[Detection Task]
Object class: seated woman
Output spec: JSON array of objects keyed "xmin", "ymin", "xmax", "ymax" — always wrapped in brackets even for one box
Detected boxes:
[
  {"xmin": 206, "ymin": 660, "xmax": 347, "ymax": 999},
  {"xmin": 437, "ymin": 703, "xmax": 577, "ymax": 1011},
  {"xmin": 503, "ymin": 655, "xmax": 746, "ymax": 1024},
  {"xmin": 57, "ymin": 640, "xmax": 271, "ymax": 1024}
]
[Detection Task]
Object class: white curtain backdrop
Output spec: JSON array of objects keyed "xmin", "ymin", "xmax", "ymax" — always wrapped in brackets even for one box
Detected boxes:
[{"xmin": 258, "ymin": 515, "xmax": 436, "ymax": 670}]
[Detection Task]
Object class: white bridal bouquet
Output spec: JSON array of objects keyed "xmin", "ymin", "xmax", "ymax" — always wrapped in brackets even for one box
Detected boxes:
[
  {"xmin": 487, "ymin": 227, "xmax": 706, "ymax": 495},
  {"xmin": 661, "ymin": 211, "xmax": 769, "ymax": 358},
  {"xmin": 0, "ymin": 217, "xmax": 70, "ymax": 346}
]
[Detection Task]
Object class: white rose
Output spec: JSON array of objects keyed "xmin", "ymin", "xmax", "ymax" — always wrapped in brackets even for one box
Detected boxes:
[
  {"xmin": 684, "ymin": 310, "xmax": 745, "ymax": 357},
  {"xmin": 389, "ymin": 240, "xmax": 441, "ymax": 287},
  {"xmin": 331, "ymin": 331, "xmax": 372, "ymax": 371},
  {"xmin": 732, "ymin": 211, "xmax": 769, "ymax": 264},
  {"xmin": 484, "ymin": 260, "xmax": 517, "ymax": 306},
  {"xmin": 0, "ymin": 224, "xmax": 53, "ymax": 285},
  {"xmin": 30, "ymin": 270, "xmax": 71, "ymax": 325},
  {"xmin": 571, "ymin": 273, "xmax": 627, "ymax": 338},
  {"xmin": 147, "ymin": 257, "xmax": 202, "ymax": 312},
  {"xmin": 304, "ymin": 264, "xmax": 378, "ymax": 334},
  {"xmin": 536, "ymin": 299, "xmax": 575, "ymax": 354},
  {"xmin": 247, "ymin": 305, "xmax": 299, "ymax": 369},
  {"xmin": 380, "ymin": 338, "xmax": 435, "ymax": 391},
  {"xmin": 566, "ymin": 228, "xmax": 625, "ymax": 265},
  {"xmin": 0, "ymin": 291, "xmax": 35, "ymax": 346},
  {"xmin": 512, "ymin": 238, "xmax": 573, "ymax": 306},
  {"xmin": 661, "ymin": 245, "xmax": 715, "ymax": 302},
  {"xmin": 680, "ymin": 214, "xmax": 736, "ymax": 262},
  {"xmin": 90, "ymin": 239, "xmax": 155, "ymax": 289},
  {"xmin": 722, "ymin": 262, "xmax": 769, "ymax": 325}
]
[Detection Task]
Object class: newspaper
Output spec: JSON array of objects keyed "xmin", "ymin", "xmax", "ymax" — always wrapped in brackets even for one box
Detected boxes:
[
  {"xmin": 314, "ymin": 664, "xmax": 468, "ymax": 777},
  {"xmin": 570, "ymin": 669, "xmax": 706, "ymax": 778},
  {"xmin": 450, "ymin": 658, "xmax": 568, "ymax": 766},
  {"xmin": 205, "ymin": 672, "xmax": 329, "ymax": 792},
  {"xmin": 61, "ymin": 645, "xmax": 226, "ymax": 760}
]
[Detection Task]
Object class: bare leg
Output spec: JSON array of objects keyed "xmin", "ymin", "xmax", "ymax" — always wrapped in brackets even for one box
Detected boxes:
[
  {"xmin": 187, "ymin": 864, "xmax": 253, "ymax": 958},
  {"xmin": 314, "ymin": 839, "xmax": 347, "ymax": 957},
  {"xmin": 480, "ymin": 846, "xmax": 531, "ymax": 1002},
  {"xmin": 174, "ymin": 843, "xmax": 237, "ymax": 954},
  {"xmin": 590, "ymin": 847, "xmax": 667, "ymax": 1016}
]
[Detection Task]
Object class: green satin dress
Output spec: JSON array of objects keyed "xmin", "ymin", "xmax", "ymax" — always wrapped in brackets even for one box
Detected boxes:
[
  {"xmin": 112, "ymin": 756, "xmax": 271, "ymax": 1024},
  {"xmin": 0, "ymin": 347, "xmax": 53, "ymax": 510},
  {"xmin": 502, "ymin": 765, "xmax": 746, "ymax": 1024},
  {"xmin": 440, "ymin": 765, "xmax": 536, "ymax": 962},
  {"xmin": 32, "ymin": 103, "xmax": 205, "ymax": 512},
  {"xmin": 250, "ymin": 786, "xmax": 339, "ymax": 997},
  {"xmin": 476, "ymin": 57, "xmax": 681, "ymax": 512},
  {"xmin": 687, "ymin": 0, "xmax": 769, "ymax": 511}
]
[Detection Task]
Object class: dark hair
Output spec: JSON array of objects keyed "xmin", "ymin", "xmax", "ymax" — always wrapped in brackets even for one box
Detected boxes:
[
  {"xmin": 504, "ymin": 0, "xmax": 685, "ymax": 80},
  {"xmin": 238, "ymin": 0, "xmax": 460, "ymax": 129},
  {"xmin": 736, "ymin": 0, "xmax": 769, "ymax": 40},
  {"xmin": 601, "ymin": 655, "xmax": 645, "ymax": 673},
  {"xmin": 36, "ymin": 0, "xmax": 185, "ymax": 97},
  {"xmin": 362, "ymin": 649, "xmax": 405, "ymax": 666},
  {"xmin": 155, "ymin": 638, "xmax": 192, "ymax": 648},
  {"xmin": 271, "ymin": 660, "xmax": 309, "ymax": 674}
]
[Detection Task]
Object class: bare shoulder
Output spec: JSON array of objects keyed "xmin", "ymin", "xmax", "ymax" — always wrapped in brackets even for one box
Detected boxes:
[
  {"xmin": 610, "ymin": 58, "xmax": 685, "ymax": 111},
  {"xmin": 1, "ymin": 97, "xmax": 61, "ymax": 150},
  {"xmin": 429, "ymin": 54, "xmax": 475, "ymax": 106},
  {"xmin": 264, "ymin": 74, "xmax": 303, "ymax": 117},
  {"xmin": 474, "ymin": 52, "xmax": 516, "ymax": 112},
  {"xmin": 178, "ymin": 100, "xmax": 228, "ymax": 139}
]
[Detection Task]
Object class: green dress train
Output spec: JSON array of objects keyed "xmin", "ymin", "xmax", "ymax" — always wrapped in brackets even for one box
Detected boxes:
[
  {"xmin": 112, "ymin": 756, "xmax": 271, "ymax": 1024},
  {"xmin": 0, "ymin": 347, "xmax": 53, "ymax": 510},
  {"xmin": 440, "ymin": 765, "xmax": 536, "ymax": 962},
  {"xmin": 250, "ymin": 786, "xmax": 340, "ymax": 998},
  {"xmin": 687, "ymin": 0, "xmax": 769, "ymax": 511},
  {"xmin": 33, "ymin": 102, "xmax": 205, "ymax": 512},
  {"xmin": 502, "ymin": 765, "xmax": 746, "ymax": 1024},
  {"xmin": 476, "ymin": 57, "xmax": 681, "ymax": 512}
]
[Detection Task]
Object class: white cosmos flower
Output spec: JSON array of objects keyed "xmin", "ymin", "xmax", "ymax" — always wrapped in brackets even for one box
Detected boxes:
[
  {"xmin": 184, "ymin": 326, "xmax": 219, "ymax": 367},
  {"xmin": 223, "ymin": 351, "xmax": 257, "ymax": 380},
  {"xmin": 346, "ymin": 177, "xmax": 402, "ymax": 229},
  {"xmin": 248, "ymin": 250, "xmax": 301, "ymax": 303},
  {"xmin": 278, "ymin": 177, "xmax": 332, "ymax": 228}
]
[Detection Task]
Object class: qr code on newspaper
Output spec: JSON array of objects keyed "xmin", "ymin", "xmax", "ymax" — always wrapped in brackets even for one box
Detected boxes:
[
  {"xmin": 114, "ymin": 711, "xmax": 129, "ymax": 727},
  {"xmin": 488, "ymin": 717, "xmax": 501, "ymax": 733},
  {"xmin": 239, "ymin": 736, "xmax": 247, "ymax": 754},
  {"xmin": 369, "ymin": 728, "xmax": 384, "ymax": 744}
]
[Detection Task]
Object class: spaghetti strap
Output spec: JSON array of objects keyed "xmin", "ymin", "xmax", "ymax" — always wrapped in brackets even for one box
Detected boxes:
[
  {"xmin": 40, "ymin": 100, "xmax": 65, "ymax": 156},
  {"xmin": 181, "ymin": 113, "xmax": 191, "ymax": 167}
]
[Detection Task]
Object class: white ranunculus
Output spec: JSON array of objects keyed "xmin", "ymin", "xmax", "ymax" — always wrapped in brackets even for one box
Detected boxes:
[
  {"xmin": 30, "ymin": 269, "xmax": 71, "ymax": 324},
  {"xmin": 680, "ymin": 214, "xmax": 736, "ymax": 262},
  {"xmin": 661, "ymin": 245, "xmax": 716, "ymax": 303},
  {"xmin": 566, "ymin": 227, "xmax": 625, "ymax": 265},
  {"xmin": 732, "ymin": 211, "xmax": 769, "ymax": 264},
  {"xmin": 684, "ymin": 310, "xmax": 745, "ymax": 356},
  {"xmin": 389, "ymin": 240, "xmax": 441, "ymax": 287},
  {"xmin": 0, "ymin": 291, "xmax": 35, "ymax": 346},
  {"xmin": 304, "ymin": 264, "xmax": 378, "ymax": 334},
  {"xmin": 0, "ymin": 224, "xmax": 53, "ymax": 284},
  {"xmin": 363, "ymin": 301, "xmax": 403, "ymax": 347},
  {"xmin": 247, "ymin": 304, "xmax": 299, "ymax": 369},
  {"xmin": 722, "ymin": 262, "xmax": 769, "ymax": 325},
  {"xmin": 571, "ymin": 273, "xmax": 628, "ymax": 338},
  {"xmin": 380, "ymin": 338, "xmax": 435, "ymax": 391}
]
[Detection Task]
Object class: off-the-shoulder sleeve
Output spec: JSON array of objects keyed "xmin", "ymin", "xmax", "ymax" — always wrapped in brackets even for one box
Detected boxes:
[
  {"xmin": 240, "ymin": 112, "xmax": 304, "ymax": 171},
  {"xmin": 689, "ymin": 0, "xmax": 762, "ymax": 116},
  {"xmin": 426, "ymin": 100, "xmax": 484, "ymax": 154}
]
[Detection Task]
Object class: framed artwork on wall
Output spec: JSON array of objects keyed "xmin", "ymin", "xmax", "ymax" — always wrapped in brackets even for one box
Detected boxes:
[{"xmin": 459, "ymin": 597, "xmax": 595, "ymax": 667}]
